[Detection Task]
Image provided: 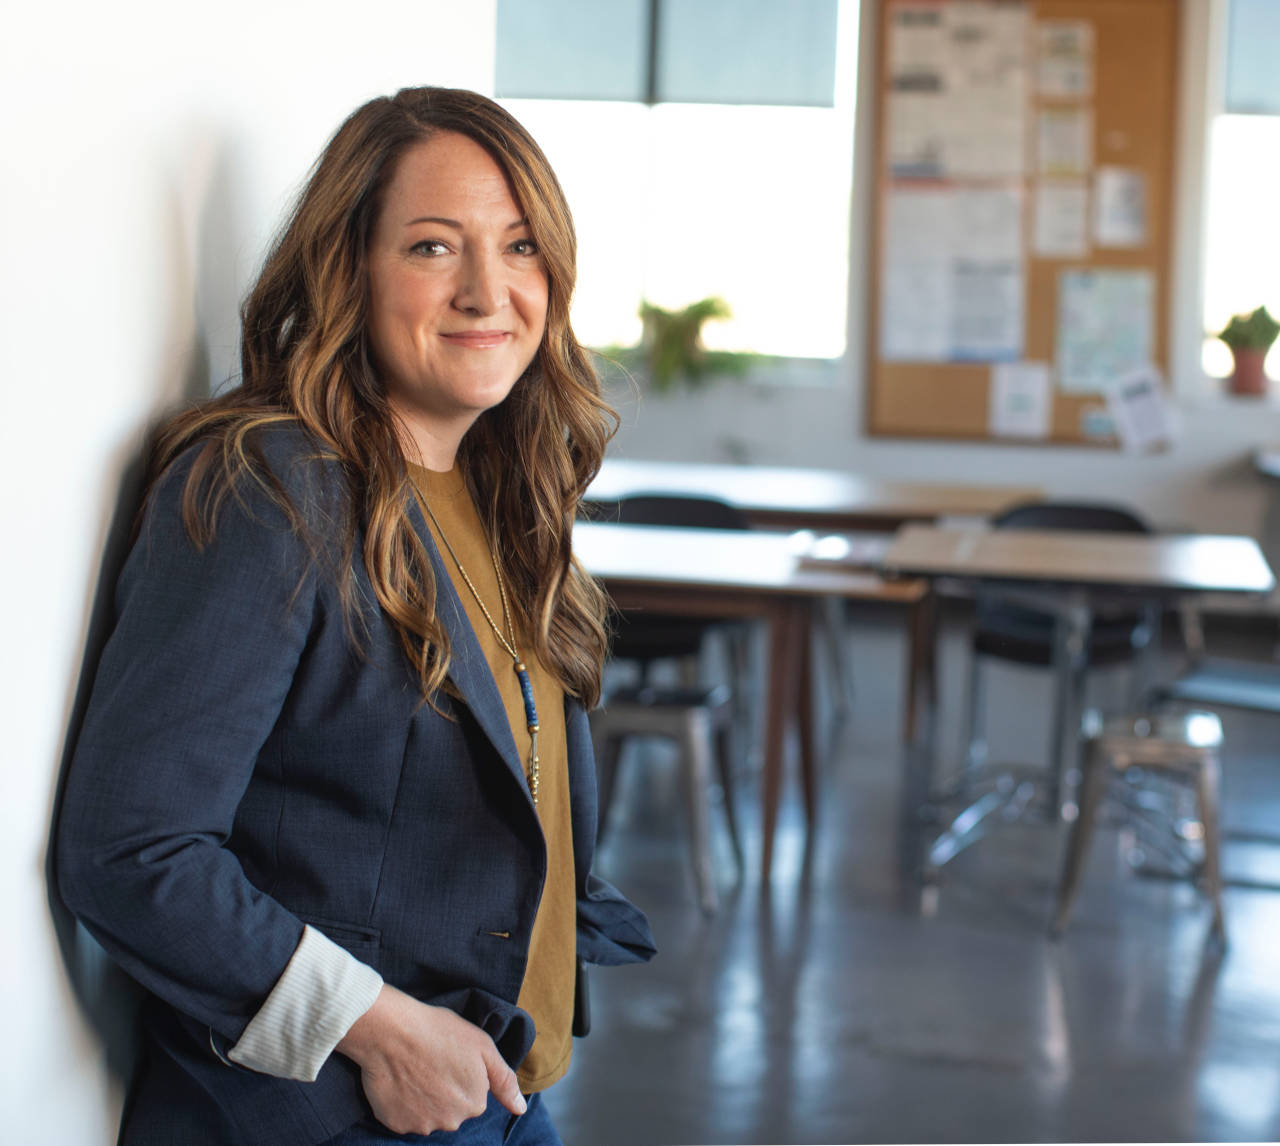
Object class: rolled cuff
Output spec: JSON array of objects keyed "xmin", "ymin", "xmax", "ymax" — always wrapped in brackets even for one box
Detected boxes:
[{"xmin": 227, "ymin": 924, "xmax": 383, "ymax": 1081}]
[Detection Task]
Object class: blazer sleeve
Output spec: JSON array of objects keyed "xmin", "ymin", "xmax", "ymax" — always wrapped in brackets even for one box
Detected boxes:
[{"xmin": 56, "ymin": 448, "xmax": 377, "ymax": 1065}]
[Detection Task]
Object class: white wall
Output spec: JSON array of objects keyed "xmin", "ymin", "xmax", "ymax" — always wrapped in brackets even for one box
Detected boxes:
[
  {"xmin": 606, "ymin": 0, "xmax": 1280, "ymax": 552},
  {"xmin": 0, "ymin": 3, "xmax": 495, "ymax": 1141}
]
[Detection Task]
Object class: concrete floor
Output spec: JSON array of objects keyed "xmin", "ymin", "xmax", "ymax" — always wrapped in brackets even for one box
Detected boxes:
[{"xmin": 545, "ymin": 607, "xmax": 1280, "ymax": 1144}]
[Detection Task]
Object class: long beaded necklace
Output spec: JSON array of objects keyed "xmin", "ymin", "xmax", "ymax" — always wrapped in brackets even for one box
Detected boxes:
[{"xmin": 422, "ymin": 499, "xmax": 540, "ymax": 806}]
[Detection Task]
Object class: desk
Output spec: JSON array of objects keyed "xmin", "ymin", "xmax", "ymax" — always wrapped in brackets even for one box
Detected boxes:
[
  {"xmin": 587, "ymin": 459, "xmax": 1041, "ymax": 532},
  {"xmin": 576, "ymin": 521, "xmax": 928, "ymax": 882},
  {"xmin": 881, "ymin": 526, "xmax": 1275, "ymax": 871}
]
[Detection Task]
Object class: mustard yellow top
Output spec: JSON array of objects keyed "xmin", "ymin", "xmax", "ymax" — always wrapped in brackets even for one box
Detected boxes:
[{"xmin": 409, "ymin": 462, "xmax": 576, "ymax": 1093}]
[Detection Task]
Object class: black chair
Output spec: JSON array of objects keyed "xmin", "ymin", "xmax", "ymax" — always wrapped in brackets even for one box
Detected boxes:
[
  {"xmin": 929, "ymin": 501, "xmax": 1158, "ymax": 871},
  {"xmin": 590, "ymin": 494, "xmax": 750, "ymax": 910},
  {"xmin": 603, "ymin": 494, "xmax": 753, "ymax": 680}
]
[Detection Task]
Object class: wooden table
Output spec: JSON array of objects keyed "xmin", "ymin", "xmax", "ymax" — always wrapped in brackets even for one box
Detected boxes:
[
  {"xmin": 881, "ymin": 527, "xmax": 1275, "ymax": 595},
  {"xmin": 587, "ymin": 459, "xmax": 1041, "ymax": 532},
  {"xmin": 576, "ymin": 521, "xmax": 929, "ymax": 883},
  {"xmin": 880, "ymin": 525, "xmax": 1275, "ymax": 872}
]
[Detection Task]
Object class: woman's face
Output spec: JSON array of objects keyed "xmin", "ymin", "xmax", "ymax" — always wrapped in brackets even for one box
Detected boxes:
[{"xmin": 366, "ymin": 131, "xmax": 549, "ymax": 460}]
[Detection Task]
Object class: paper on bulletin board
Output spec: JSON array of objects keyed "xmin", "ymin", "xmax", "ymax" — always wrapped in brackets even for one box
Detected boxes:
[
  {"xmin": 881, "ymin": 187, "xmax": 953, "ymax": 361},
  {"xmin": 886, "ymin": 1, "xmax": 1029, "ymax": 180},
  {"xmin": 1106, "ymin": 365, "xmax": 1175, "ymax": 453},
  {"xmin": 881, "ymin": 186, "xmax": 1025, "ymax": 361},
  {"xmin": 1094, "ymin": 167, "xmax": 1147, "ymax": 247},
  {"xmin": 942, "ymin": 2, "xmax": 1030, "ymax": 179},
  {"xmin": 886, "ymin": 3, "xmax": 947, "ymax": 178},
  {"xmin": 951, "ymin": 187, "xmax": 1024, "ymax": 359},
  {"xmin": 1037, "ymin": 20, "xmax": 1094, "ymax": 98},
  {"xmin": 1037, "ymin": 107, "xmax": 1092, "ymax": 177},
  {"xmin": 989, "ymin": 362, "xmax": 1052, "ymax": 439},
  {"xmin": 1057, "ymin": 269, "xmax": 1155, "ymax": 393},
  {"xmin": 1034, "ymin": 181, "xmax": 1089, "ymax": 258}
]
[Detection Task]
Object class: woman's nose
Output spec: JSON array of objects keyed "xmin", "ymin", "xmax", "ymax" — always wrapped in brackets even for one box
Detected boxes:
[{"xmin": 454, "ymin": 248, "xmax": 506, "ymax": 316}]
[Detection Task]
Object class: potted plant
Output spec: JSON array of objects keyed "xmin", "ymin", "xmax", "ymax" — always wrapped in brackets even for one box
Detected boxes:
[
  {"xmin": 1217, "ymin": 305, "xmax": 1279, "ymax": 397},
  {"xmin": 599, "ymin": 297, "xmax": 759, "ymax": 393}
]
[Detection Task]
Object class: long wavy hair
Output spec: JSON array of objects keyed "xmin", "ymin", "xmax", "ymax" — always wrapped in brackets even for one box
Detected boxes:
[{"xmin": 149, "ymin": 87, "xmax": 616, "ymax": 706}]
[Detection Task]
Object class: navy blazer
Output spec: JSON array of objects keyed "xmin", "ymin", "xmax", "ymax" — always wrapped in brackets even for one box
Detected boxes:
[{"xmin": 56, "ymin": 427, "xmax": 654, "ymax": 1146}]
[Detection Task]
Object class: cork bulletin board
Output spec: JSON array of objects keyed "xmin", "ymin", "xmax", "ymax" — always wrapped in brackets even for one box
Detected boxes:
[{"xmin": 867, "ymin": 0, "xmax": 1180, "ymax": 444}]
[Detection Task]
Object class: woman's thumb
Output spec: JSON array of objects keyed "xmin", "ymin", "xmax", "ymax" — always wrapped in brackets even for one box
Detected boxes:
[{"xmin": 484, "ymin": 1045, "xmax": 527, "ymax": 1116}]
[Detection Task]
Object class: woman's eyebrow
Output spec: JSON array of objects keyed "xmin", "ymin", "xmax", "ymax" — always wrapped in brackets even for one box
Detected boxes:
[{"xmin": 403, "ymin": 215, "xmax": 531, "ymax": 229}]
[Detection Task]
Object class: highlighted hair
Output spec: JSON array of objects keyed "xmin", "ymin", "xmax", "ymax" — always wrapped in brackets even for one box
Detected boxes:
[{"xmin": 150, "ymin": 87, "xmax": 615, "ymax": 707}]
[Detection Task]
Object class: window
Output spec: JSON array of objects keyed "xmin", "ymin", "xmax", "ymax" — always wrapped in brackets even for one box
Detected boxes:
[
  {"xmin": 497, "ymin": 0, "xmax": 857, "ymax": 365},
  {"xmin": 1200, "ymin": 0, "xmax": 1280, "ymax": 380}
]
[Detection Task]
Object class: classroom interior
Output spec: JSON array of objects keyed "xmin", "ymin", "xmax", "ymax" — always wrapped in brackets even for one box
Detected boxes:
[{"xmin": 13, "ymin": 1, "xmax": 1280, "ymax": 1143}]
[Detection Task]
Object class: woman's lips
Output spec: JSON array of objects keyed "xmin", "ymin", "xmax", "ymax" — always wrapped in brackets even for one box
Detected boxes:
[{"xmin": 440, "ymin": 330, "xmax": 510, "ymax": 348}]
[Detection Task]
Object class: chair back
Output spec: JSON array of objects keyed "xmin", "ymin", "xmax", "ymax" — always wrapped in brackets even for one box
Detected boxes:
[
  {"xmin": 612, "ymin": 494, "xmax": 751, "ymax": 532},
  {"xmin": 993, "ymin": 501, "xmax": 1150, "ymax": 534},
  {"xmin": 606, "ymin": 495, "xmax": 749, "ymax": 669},
  {"xmin": 974, "ymin": 501, "xmax": 1154, "ymax": 668}
]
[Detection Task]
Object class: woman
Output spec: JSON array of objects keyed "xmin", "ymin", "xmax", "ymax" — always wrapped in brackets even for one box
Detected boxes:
[{"xmin": 56, "ymin": 86, "xmax": 654, "ymax": 1146}]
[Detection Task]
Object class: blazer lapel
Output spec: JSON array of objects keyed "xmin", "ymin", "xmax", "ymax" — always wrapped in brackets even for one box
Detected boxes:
[{"xmin": 406, "ymin": 493, "xmax": 534, "ymax": 807}]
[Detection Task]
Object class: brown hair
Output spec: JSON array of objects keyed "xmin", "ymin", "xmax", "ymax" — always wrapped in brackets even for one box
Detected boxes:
[{"xmin": 149, "ymin": 86, "xmax": 615, "ymax": 706}]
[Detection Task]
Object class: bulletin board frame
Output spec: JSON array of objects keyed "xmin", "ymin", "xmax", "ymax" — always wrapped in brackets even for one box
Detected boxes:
[{"xmin": 866, "ymin": 0, "xmax": 1181, "ymax": 444}]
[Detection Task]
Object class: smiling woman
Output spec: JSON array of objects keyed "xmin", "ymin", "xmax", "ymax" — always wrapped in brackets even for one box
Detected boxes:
[
  {"xmin": 54, "ymin": 87, "xmax": 653, "ymax": 1146},
  {"xmin": 366, "ymin": 132, "xmax": 549, "ymax": 467}
]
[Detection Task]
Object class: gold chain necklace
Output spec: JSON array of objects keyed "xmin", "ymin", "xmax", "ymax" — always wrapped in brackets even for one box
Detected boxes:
[{"xmin": 422, "ymin": 499, "xmax": 540, "ymax": 806}]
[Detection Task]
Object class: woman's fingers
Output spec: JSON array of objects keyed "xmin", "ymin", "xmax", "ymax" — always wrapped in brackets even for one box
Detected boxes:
[
  {"xmin": 338, "ymin": 986, "xmax": 518, "ymax": 1134},
  {"xmin": 483, "ymin": 1041, "xmax": 527, "ymax": 1116}
]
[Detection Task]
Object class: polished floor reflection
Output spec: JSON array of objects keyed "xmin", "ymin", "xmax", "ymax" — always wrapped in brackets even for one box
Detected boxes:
[{"xmin": 547, "ymin": 607, "xmax": 1280, "ymax": 1144}]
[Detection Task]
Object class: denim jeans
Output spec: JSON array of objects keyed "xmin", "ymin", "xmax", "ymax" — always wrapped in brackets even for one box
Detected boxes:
[{"xmin": 323, "ymin": 1092, "xmax": 562, "ymax": 1146}]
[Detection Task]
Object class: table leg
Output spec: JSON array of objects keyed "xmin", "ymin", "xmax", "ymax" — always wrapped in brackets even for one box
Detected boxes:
[
  {"xmin": 1048, "ymin": 593, "xmax": 1091, "ymax": 819},
  {"xmin": 903, "ymin": 589, "xmax": 937, "ymax": 745},
  {"xmin": 760, "ymin": 600, "xmax": 803, "ymax": 885},
  {"xmin": 796, "ymin": 601, "xmax": 817, "ymax": 831}
]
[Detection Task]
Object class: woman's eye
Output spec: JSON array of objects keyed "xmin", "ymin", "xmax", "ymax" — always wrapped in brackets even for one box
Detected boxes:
[
  {"xmin": 409, "ymin": 239, "xmax": 449, "ymax": 256},
  {"xmin": 510, "ymin": 238, "xmax": 540, "ymax": 256}
]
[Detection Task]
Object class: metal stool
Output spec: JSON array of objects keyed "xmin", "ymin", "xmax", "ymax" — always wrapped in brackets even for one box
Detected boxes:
[
  {"xmin": 1051, "ymin": 710, "xmax": 1225, "ymax": 940},
  {"xmin": 590, "ymin": 683, "xmax": 742, "ymax": 913}
]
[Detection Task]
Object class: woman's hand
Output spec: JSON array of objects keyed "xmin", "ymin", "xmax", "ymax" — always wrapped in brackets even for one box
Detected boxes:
[{"xmin": 336, "ymin": 985, "xmax": 526, "ymax": 1135}]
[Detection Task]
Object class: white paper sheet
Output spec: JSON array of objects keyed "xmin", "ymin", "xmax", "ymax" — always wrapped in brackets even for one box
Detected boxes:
[
  {"xmin": 953, "ymin": 261, "xmax": 1024, "ymax": 360},
  {"xmin": 1057, "ymin": 269, "xmax": 1155, "ymax": 393},
  {"xmin": 1094, "ymin": 167, "xmax": 1147, "ymax": 247},
  {"xmin": 881, "ymin": 186, "xmax": 1025, "ymax": 362},
  {"xmin": 989, "ymin": 361, "xmax": 1052, "ymax": 438},
  {"xmin": 881, "ymin": 188, "xmax": 954, "ymax": 361},
  {"xmin": 1037, "ymin": 107, "xmax": 1092, "ymax": 177},
  {"xmin": 885, "ymin": 1, "xmax": 1030, "ymax": 180},
  {"xmin": 942, "ymin": 2, "xmax": 1030, "ymax": 179},
  {"xmin": 887, "ymin": 4, "xmax": 948, "ymax": 178},
  {"xmin": 951, "ymin": 188, "xmax": 1024, "ymax": 358},
  {"xmin": 1037, "ymin": 20, "xmax": 1094, "ymax": 98},
  {"xmin": 1034, "ymin": 181, "xmax": 1089, "ymax": 258},
  {"xmin": 1106, "ymin": 365, "xmax": 1175, "ymax": 453}
]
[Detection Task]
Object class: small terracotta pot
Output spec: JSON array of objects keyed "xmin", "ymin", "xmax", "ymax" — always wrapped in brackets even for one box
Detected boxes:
[{"xmin": 1228, "ymin": 347, "xmax": 1270, "ymax": 397}]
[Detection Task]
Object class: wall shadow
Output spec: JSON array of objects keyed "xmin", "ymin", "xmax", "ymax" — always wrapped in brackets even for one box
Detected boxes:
[{"xmin": 43, "ymin": 128, "xmax": 246, "ymax": 1107}]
